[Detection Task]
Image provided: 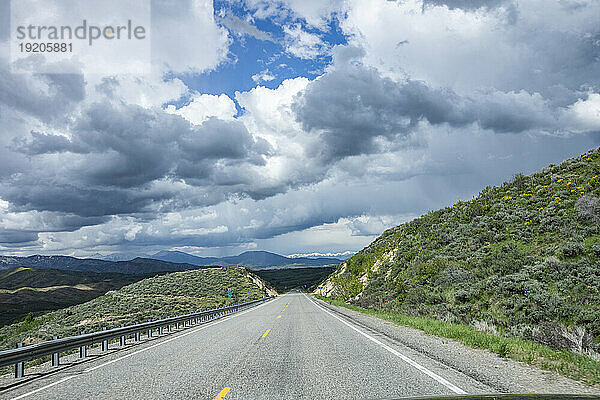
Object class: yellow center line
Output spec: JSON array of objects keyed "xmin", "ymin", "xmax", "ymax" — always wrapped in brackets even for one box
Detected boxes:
[
  {"xmin": 262, "ymin": 329, "xmax": 271, "ymax": 338},
  {"xmin": 212, "ymin": 387, "xmax": 230, "ymax": 400}
]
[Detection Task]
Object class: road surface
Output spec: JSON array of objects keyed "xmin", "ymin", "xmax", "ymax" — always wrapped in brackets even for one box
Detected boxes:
[{"xmin": 1, "ymin": 291, "xmax": 500, "ymax": 399}]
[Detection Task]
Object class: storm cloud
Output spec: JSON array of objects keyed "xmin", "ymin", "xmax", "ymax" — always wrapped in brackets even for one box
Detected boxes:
[
  {"xmin": 292, "ymin": 62, "xmax": 589, "ymax": 162},
  {"xmin": 6, "ymin": 99, "xmax": 274, "ymax": 217}
]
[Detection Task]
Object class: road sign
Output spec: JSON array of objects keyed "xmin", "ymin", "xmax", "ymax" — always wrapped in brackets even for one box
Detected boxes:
[
  {"xmin": 318, "ymin": 286, "xmax": 323, "ymax": 289},
  {"xmin": 228, "ymin": 288, "xmax": 231, "ymax": 298}
]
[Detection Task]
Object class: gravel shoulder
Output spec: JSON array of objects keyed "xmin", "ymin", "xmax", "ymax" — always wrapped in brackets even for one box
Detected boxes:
[{"xmin": 312, "ymin": 296, "xmax": 600, "ymax": 395}]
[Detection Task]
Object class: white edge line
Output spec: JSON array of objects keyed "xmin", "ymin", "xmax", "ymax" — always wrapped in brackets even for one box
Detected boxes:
[
  {"xmin": 10, "ymin": 376, "xmax": 76, "ymax": 400},
  {"xmin": 306, "ymin": 294, "xmax": 467, "ymax": 395},
  {"xmin": 9, "ymin": 297, "xmax": 278, "ymax": 400}
]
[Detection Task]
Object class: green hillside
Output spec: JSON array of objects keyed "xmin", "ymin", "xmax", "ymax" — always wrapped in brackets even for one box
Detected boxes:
[
  {"xmin": 0, "ymin": 267, "xmax": 272, "ymax": 353},
  {"xmin": 322, "ymin": 147, "xmax": 600, "ymax": 355}
]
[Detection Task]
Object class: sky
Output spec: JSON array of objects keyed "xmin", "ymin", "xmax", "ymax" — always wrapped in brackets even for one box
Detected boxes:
[{"xmin": 0, "ymin": 0, "xmax": 599, "ymax": 258}]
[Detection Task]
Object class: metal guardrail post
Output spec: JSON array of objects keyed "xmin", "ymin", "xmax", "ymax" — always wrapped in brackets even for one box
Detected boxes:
[
  {"xmin": 15, "ymin": 343, "xmax": 24, "ymax": 378},
  {"xmin": 147, "ymin": 321, "xmax": 152, "ymax": 338},
  {"xmin": 135, "ymin": 323, "xmax": 140, "ymax": 341},
  {"xmin": 102, "ymin": 327, "xmax": 108, "ymax": 352},
  {"xmin": 52, "ymin": 336, "xmax": 59, "ymax": 367},
  {"xmin": 79, "ymin": 332, "xmax": 86, "ymax": 359},
  {"xmin": 120, "ymin": 324, "xmax": 126, "ymax": 347}
]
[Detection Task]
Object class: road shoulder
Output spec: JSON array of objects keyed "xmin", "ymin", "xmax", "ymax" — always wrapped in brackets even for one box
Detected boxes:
[{"xmin": 311, "ymin": 295, "xmax": 600, "ymax": 395}]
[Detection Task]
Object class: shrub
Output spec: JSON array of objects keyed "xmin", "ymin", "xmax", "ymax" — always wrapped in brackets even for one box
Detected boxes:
[
  {"xmin": 576, "ymin": 194, "xmax": 600, "ymax": 222},
  {"xmin": 512, "ymin": 172, "xmax": 530, "ymax": 192},
  {"xmin": 560, "ymin": 242, "xmax": 585, "ymax": 258}
]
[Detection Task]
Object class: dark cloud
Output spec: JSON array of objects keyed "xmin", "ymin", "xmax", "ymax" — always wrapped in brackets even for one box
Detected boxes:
[
  {"xmin": 1, "ymin": 183, "xmax": 160, "ymax": 217},
  {"xmin": 6, "ymin": 99, "xmax": 275, "ymax": 218},
  {"xmin": 179, "ymin": 119, "xmax": 262, "ymax": 161},
  {"xmin": 12, "ymin": 131, "xmax": 82, "ymax": 155},
  {"xmin": 0, "ymin": 63, "xmax": 85, "ymax": 121},
  {"xmin": 0, "ymin": 229, "xmax": 38, "ymax": 244},
  {"xmin": 293, "ymin": 63, "xmax": 572, "ymax": 162}
]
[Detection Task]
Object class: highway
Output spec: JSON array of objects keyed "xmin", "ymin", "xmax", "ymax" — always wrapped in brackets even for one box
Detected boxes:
[{"xmin": 0, "ymin": 291, "xmax": 525, "ymax": 399}]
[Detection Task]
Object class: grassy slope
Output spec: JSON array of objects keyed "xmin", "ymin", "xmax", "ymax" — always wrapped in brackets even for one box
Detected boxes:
[
  {"xmin": 0, "ymin": 267, "xmax": 145, "ymax": 326},
  {"xmin": 323, "ymin": 148, "xmax": 600, "ymax": 359},
  {"xmin": 0, "ymin": 267, "xmax": 269, "ymax": 351}
]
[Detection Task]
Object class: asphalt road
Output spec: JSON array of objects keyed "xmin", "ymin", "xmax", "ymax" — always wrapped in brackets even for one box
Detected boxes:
[{"xmin": 1, "ymin": 291, "xmax": 500, "ymax": 400}]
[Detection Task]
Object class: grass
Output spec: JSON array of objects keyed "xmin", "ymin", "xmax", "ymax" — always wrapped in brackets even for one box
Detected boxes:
[{"xmin": 315, "ymin": 295, "xmax": 600, "ymax": 386}]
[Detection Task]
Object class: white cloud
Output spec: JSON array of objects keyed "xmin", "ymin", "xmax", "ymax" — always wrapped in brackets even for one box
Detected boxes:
[
  {"xmin": 93, "ymin": 74, "xmax": 188, "ymax": 108},
  {"xmin": 341, "ymin": 0, "xmax": 600, "ymax": 95},
  {"xmin": 8, "ymin": 0, "xmax": 231, "ymax": 75},
  {"xmin": 165, "ymin": 93, "xmax": 237, "ymax": 125},
  {"xmin": 172, "ymin": 225, "xmax": 229, "ymax": 236},
  {"xmin": 344, "ymin": 215, "xmax": 409, "ymax": 237},
  {"xmin": 568, "ymin": 93, "xmax": 600, "ymax": 131},
  {"xmin": 151, "ymin": 0, "xmax": 231, "ymax": 74},
  {"xmin": 252, "ymin": 70, "xmax": 277, "ymax": 83},
  {"xmin": 283, "ymin": 24, "xmax": 328, "ymax": 59},
  {"xmin": 246, "ymin": 0, "xmax": 346, "ymax": 29},
  {"xmin": 124, "ymin": 224, "xmax": 143, "ymax": 241}
]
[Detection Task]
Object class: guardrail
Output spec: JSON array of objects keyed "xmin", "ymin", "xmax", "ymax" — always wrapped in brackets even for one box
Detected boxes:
[{"xmin": 0, "ymin": 297, "xmax": 272, "ymax": 378}]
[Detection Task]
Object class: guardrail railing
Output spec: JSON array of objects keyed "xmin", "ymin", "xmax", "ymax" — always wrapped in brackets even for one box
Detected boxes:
[{"xmin": 0, "ymin": 297, "xmax": 272, "ymax": 378}]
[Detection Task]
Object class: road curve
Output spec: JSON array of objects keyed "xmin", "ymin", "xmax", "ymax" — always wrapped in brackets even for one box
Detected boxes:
[{"xmin": 1, "ymin": 291, "xmax": 496, "ymax": 400}]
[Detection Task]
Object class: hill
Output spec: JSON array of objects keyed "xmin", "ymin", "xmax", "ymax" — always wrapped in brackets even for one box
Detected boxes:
[
  {"xmin": 252, "ymin": 266, "xmax": 336, "ymax": 292},
  {"xmin": 0, "ymin": 255, "xmax": 206, "ymax": 274},
  {"xmin": 151, "ymin": 250, "xmax": 224, "ymax": 266},
  {"xmin": 151, "ymin": 250, "xmax": 341, "ymax": 269},
  {"xmin": 320, "ymin": 147, "xmax": 600, "ymax": 355},
  {"xmin": 0, "ymin": 267, "xmax": 146, "ymax": 326},
  {"xmin": 0, "ymin": 267, "xmax": 274, "ymax": 353}
]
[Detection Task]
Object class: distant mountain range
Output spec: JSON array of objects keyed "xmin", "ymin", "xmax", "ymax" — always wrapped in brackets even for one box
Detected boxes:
[
  {"xmin": 150, "ymin": 250, "xmax": 341, "ymax": 268},
  {"xmin": 0, "ymin": 255, "xmax": 203, "ymax": 275},
  {"xmin": 0, "ymin": 251, "xmax": 341, "ymax": 275}
]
